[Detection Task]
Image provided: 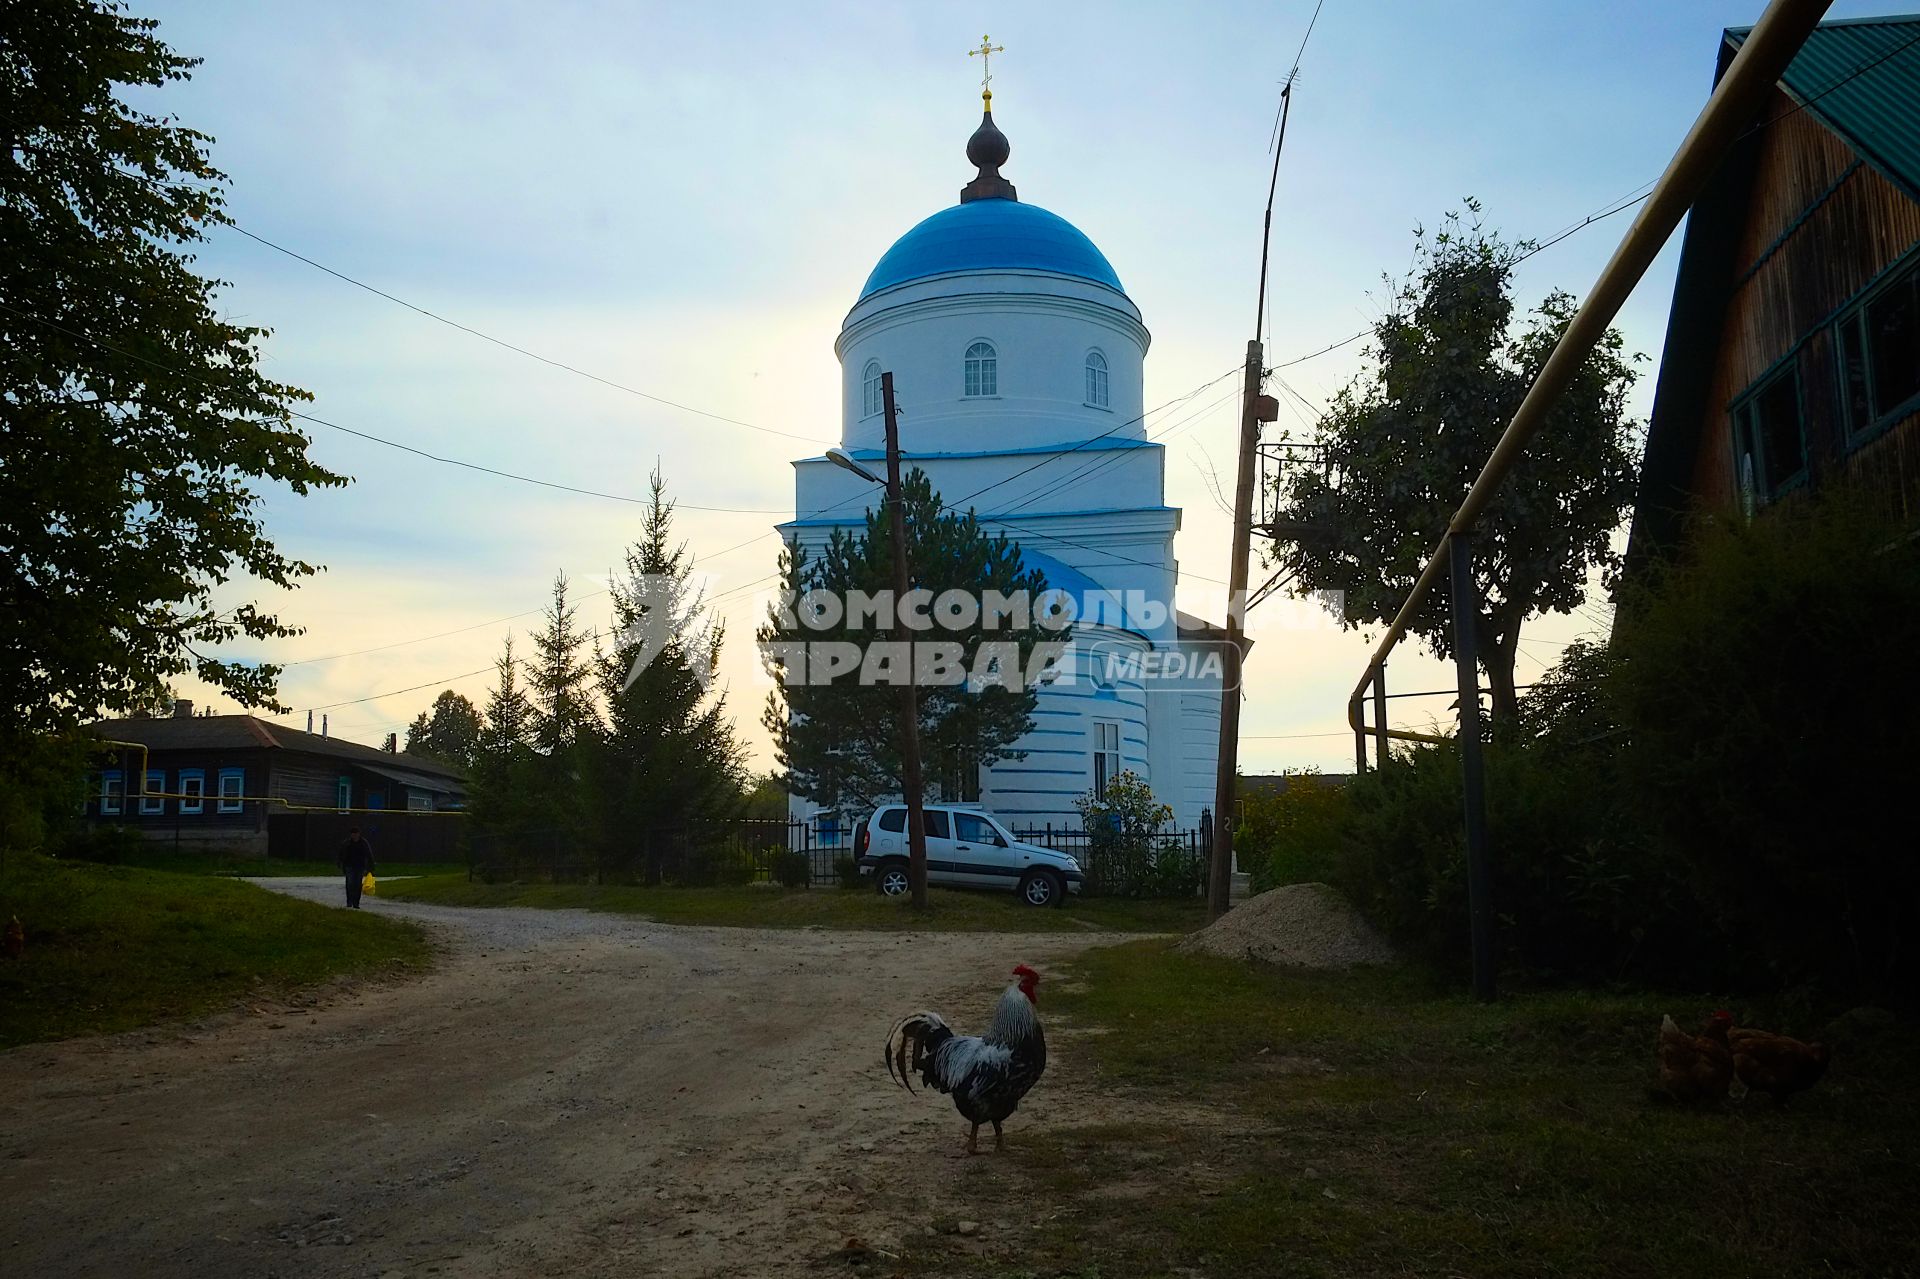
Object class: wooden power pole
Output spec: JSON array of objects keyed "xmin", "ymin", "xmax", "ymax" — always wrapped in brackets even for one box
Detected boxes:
[
  {"xmin": 881, "ymin": 372, "xmax": 930, "ymax": 909},
  {"xmin": 1209, "ymin": 80, "xmax": 1295, "ymax": 922},
  {"xmin": 1209, "ymin": 339, "xmax": 1264, "ymax": 921}
]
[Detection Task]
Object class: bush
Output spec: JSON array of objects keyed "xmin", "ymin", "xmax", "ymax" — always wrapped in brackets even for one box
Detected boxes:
[
  {"xmin": 1610, "ymin": 491, "xmax": 1920, "ymax": 1001},
  {"xmin": 771, "ymin": 849, "xmax": 812, "ymax": 888},
  {"xmin": 1326, "ymin": 487, "xmax": 1920, "ymax": 1004},
  {"xmin": 49, "ymin": 823, "xmax": 148, "ymax": 866},
  {"xmin": 1074, "ymin": 771, "xmax": 1199, "ymax": 897},
  {"xmin": 1083, "ymin": 837, "xmax": 1203, "ymax": 899},
  {"xmin": 1238, "ymin": 771, "xmax": 1351, "ymax": 893},
  {"xmin": 834, "ymin": 854, "xmax": 861, "ymax": 890}
]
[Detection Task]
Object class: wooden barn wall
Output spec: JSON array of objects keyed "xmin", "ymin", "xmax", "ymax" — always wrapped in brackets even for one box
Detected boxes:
[{"xmin": 1690, "ymin": 88, "xmax": 1920, "ymax": 513}]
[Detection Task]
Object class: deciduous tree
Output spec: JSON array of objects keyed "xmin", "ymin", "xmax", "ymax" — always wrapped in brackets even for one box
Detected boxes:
[
  {"xmin": 1267, "ymin": 205, "xmax": 1639, "ymax": 727},
  {"xmin": 404, "ymin": 690, "xmax": 483, "ymax": 770},
  {"xmin": 1, "ymin": 0, "xmax": 343, "ymax": 777}
]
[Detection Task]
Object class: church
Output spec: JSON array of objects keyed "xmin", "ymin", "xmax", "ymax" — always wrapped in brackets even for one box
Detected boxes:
[{"xmin": 778, "ymin": 77, "xmax": 1228, "ymax": 834}]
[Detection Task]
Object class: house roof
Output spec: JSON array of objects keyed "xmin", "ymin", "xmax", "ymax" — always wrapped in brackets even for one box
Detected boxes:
[
  {"xmin": 1624, "ymin": 15, "xmax": 1920, "ymax": 575},
  {"xmin": 87, "ymin": 714, "xmax": 467, "ymax": 782},
  {"xmin": 1727, "ymin": 15, "xmax": 1920, "ymax": 202}
]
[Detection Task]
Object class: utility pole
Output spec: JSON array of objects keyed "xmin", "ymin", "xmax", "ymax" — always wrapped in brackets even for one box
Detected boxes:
[
  {"xmin": 1210, "ymin": 80, "xmax": 1295, "ymax": 922},
  {"xmin": 882, "ymin": 373, "xmax": 930, "ymax": 909},
  {"xmin": 1209, "ymin": 340, "xmax": 1262, "ymax": 920}
]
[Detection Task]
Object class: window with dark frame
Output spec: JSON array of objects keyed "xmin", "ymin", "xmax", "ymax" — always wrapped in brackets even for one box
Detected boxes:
[
  {"xmin": 937, "ymin": 751, "xmax": 981, "ymax": 804},
  {"xmin": 1730, "ymin": 363, "xmax": 1807, "ymax": 505},
  {"xmin": 1093, "ymin": 719, "xmax": 1121, "ymax": 794},
  {"xmin": 101, "ymin": 770, "xmax": 124, "ymax": 816},
  {"xmin": 1838, "ymin": 257, "xmax": 1920, "ymax": 443}
]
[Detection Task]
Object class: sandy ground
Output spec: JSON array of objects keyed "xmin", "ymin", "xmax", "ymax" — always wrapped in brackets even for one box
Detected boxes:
[{"xmin": 0, "ymin": 879, "xmax": 1138, "ymax": 1277}]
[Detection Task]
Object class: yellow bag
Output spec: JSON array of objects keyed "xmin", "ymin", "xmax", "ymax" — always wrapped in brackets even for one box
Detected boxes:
[{"xmin": 361, "ymin": 872, "xmax": 377, "ymax": 896}]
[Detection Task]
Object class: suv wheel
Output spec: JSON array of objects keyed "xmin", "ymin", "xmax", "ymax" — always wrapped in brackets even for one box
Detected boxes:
[
  {"xmin": 875, "ymin": 861, "xmax": 911, "ymax": 898},
  {"xmin": 1018, "ymin": 870, "xmax": 1063, "ymax": 908}
]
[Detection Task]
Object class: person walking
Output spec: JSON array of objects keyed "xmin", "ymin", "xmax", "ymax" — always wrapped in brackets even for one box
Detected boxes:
[{"xmin": 338, "ymin": 825, "xmax": 376, "ymax": 908}]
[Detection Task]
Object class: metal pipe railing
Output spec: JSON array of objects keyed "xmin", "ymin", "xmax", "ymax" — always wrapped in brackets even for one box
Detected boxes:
[{"xmin": 1347, "ymin": 0, "xmax": 1832, "ymax": 758}]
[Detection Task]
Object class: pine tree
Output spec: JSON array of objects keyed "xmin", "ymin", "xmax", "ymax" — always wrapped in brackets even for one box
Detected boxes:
[
  {"xmin": 469, "ymin": 633, "xmax": 540, "ymax": 860},
  {"xmin": 527, "ymin": 572, "xmax": 596, "ymax": 754},
  {"xmin": 594, "ymin": 469, "xmax": 747, "ymax": 878},
  {"xmin": 759, "ymin": 469, "xmax": 1060, "ymax": 812}
]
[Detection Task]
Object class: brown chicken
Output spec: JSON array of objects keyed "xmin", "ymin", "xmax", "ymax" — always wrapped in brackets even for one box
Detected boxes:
[
  {"xmin": 1658, "ymin": 1011, "xmax": 1733, "ymax": 1104},
  {"xmin": 1729, "ymin": 1026, "xmax": 1831, "ymax": 1103}
]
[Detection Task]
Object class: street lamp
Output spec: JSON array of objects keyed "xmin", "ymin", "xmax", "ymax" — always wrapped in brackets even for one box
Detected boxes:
[
  {"xmin": 825, "ymin": 447, "xmax": 881, "ymax": 485},
  {"xmin": 826, "ymin": 376, "xmax": 929, "ymax": 909}
]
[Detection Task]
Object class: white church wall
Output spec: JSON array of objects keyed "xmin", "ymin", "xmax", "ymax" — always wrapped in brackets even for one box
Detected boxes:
[
  {"xmin": 837, "ymin": 271, "xmax": 1147, "ymax": 457},
  {"xmin": 981, "ymin": 627, "xmax": 1151, "ymax": 829}
]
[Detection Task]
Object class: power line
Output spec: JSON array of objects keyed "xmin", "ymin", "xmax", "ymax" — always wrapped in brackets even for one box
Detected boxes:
[
  {"xmin": 0, "ymin": 302, "xmax": 789, "ymax": 515},
  {"xmin": 282, "ymin": 587, "xmax": 612, "ymax": 666},
  {"xmin": 1264, "ymin": 32, "xmax": 1920, "ymax": 376},
  {"xmin": 223, "ymin": 224, "xmax": 832, "ymax": 446},
  {"xmin": 308, "ymin": 665, "xmax": 496, "ymax": 711}
]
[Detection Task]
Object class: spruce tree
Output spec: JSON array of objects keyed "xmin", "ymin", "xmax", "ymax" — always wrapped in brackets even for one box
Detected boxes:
[{"xmin": 594, "ymin": 469, "xmax": 747, "ymax": 878}]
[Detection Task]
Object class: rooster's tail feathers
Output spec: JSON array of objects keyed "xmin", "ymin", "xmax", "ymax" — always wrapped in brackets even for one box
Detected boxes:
[{"xmin": 885, "ymin": 1011, "xmax": 952, "ymax": 1094}]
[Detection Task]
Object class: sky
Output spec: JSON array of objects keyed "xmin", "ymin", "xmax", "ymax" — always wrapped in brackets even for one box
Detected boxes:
[{"xmin": 134, "ymin": 0, "xmax": 1900, "ymax": 775}]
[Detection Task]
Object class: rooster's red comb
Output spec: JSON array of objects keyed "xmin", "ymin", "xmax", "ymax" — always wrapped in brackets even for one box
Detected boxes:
[{"xmin": 1012, "ymin": 963, "xmax": 1039, "ymax": 980}]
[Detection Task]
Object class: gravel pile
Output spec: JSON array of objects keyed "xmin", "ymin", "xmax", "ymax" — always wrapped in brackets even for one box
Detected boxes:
[{"xmin": 1178, "ymin": 882, "xmax": 1395, "ymax": 969}]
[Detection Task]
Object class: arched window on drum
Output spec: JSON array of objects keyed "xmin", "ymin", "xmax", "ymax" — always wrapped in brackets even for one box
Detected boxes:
[
  {"xmin": 964, "ymin": 342, "xmax": 997, "ymax": 398},
  {"xmin": 1084, "ymin": 350, "xmax": 1110, "ymax": 408}
]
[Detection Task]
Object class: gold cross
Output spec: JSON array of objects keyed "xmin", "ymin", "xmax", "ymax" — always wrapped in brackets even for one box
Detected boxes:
[{"xmin": 968, "ymin": 34, "xmax": 1004, "ymax": 101}]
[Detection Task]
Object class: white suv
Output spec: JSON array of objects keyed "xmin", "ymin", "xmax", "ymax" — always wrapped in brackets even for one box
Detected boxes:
[{"xmin": 853, "ymin": 804, "xmax": 1084, "ymax": 907}]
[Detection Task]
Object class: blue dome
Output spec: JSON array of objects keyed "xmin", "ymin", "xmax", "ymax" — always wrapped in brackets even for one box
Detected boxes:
[{"xmin": 858, "ymin": 199, "xmax": 1125, "ymax": 301}]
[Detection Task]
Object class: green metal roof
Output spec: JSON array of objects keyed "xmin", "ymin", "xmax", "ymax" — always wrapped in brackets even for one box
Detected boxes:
[{"xmin": 1727, "ymin": 14, "xmax": 1920, "ymax": 201}]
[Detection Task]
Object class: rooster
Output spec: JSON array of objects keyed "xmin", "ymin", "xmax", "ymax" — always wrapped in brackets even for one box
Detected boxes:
[
  {"xmin": 1657, "ymin": 1010, "xmax": 1734, "ymax": 1105},
  {"xmin": 885, "ymin": 963, "xmax": 1045, "ymax": 1155}
]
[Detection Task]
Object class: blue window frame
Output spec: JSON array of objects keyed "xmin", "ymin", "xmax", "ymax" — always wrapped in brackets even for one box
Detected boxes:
[
  {"xmin": 101, "ymin": 769, "xmax": 124, "ymax": 817},
  {"xmin": 179, "ymin": 769, "xmax": 205, "ymax": 815},
  {"xmin": 336, "ymin": 775, "xmax": 352, "ymax": 812},
  {"xmin": 217, "ymin": 767, "xmax": 245, "ymax": 814},
  {"xmin": 140, "ymin": 770, "xmax": 165, "ymax": 816},
  {"xmin": 964, "ymin": 341, "xmax": 997, "ymax": 397}
]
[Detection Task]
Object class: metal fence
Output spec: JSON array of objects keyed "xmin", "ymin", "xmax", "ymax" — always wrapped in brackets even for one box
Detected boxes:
[
  {"xmin": 1010, "ymin": 825, "xmax": 1209, "ymax": 899},
  {"xmin": 466, "ymin": 816, "xmax": 1208, "ymax": 898}
]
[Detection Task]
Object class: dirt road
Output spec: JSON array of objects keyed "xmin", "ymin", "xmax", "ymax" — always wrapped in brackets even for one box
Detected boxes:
[{"xmin": 0, "ymin": 880, "xmax": 1133, "ymax": 1277}]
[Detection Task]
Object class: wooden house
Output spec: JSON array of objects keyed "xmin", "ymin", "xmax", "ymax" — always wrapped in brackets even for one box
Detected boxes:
[
  {"xmin": 1627, "ymin": 14, "xmax": 1920, "ymax": 569},
  {"xmin": 85, "ymin": 704, "xmax": 467, "ymax": 855}
]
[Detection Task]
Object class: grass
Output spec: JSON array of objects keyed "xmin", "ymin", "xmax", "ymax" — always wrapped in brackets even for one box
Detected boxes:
[
  {"xmin": 907, "ymin": 942, "xmax": 1920, "ymax": 1278},
  {"xmin": 378, "ymin": 876, "xmax": 1208, "ymax": 934},
  {"xmin": 0, "ymin": 852, "xmax": 432, "ymax": 1049}
]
